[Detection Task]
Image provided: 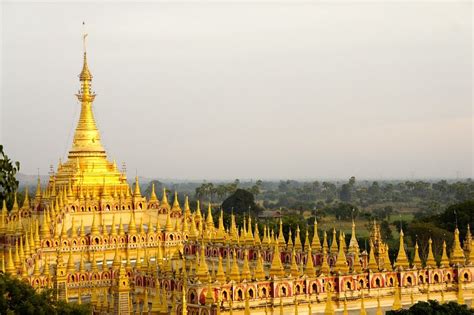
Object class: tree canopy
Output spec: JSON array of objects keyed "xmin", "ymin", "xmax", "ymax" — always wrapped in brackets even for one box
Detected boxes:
[
  {"xmin": 221, "ymin": 188, "xmax": 262, "ymax": 215},
  {"xmin": 0, "ymin": 274, "xmax": 90, "ymax": 315},
  {"xmin": 436, "ymin": 200, "xmax": 474, "ymax": 238},
  {"xmin": 386, "ymin": 300, "xmax": 474, "ymax": 315},
  {"xmin": 0, "ymin": 145, "xmax": 20, "ymax": 210}
]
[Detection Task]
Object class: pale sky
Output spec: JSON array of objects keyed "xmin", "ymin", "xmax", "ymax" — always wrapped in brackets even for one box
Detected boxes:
[{"xmin": 1, "ymin": 1, "xmax": 472, "ymax": 180}]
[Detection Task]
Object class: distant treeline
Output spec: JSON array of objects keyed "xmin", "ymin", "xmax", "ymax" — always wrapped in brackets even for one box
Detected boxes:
[{"xmin": 142, "ymin": 177, "xmax": 473, "ymax": 215}]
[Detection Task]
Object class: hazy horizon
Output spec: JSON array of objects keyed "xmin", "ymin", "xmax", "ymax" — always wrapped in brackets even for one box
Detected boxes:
[{"xmin": 1, "ymin": 1, "xmax": 472, "ymax": 180}]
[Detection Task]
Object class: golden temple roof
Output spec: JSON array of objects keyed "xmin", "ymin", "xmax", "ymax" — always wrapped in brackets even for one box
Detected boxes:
[{"xmin": 49, "ymin": 35, "xmax": 127, "ymax": 192}]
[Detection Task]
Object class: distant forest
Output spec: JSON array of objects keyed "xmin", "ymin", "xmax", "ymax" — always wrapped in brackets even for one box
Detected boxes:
[{"xmin": 142, "ymin": 177, "xmax": 473, "ymax": 217}]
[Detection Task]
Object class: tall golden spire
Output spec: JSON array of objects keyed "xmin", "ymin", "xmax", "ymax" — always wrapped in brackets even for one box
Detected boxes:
[
  {"xmin": 450, "ymin": 228, "xmax": 466, "ymax": 265},
  {"xmin": 304, "ymin": 247, "xmax": 316, "ymax": 277},
  {"xmin": 290, "ymin": 247, "xmax": 299, "ymax": 277},
  {"xmin": 52, "ymin": 28, "xmax": 126, "ymax": 190},
  {"xmin": 348, "ymin": 220, "xmax": 359, "ymax": 253},
  {"xmin": 254, "ymin": 251, "xmax": 266, "ymax": 280},
  {"xmin": 312, "ymin": 219, "xmax": 322, "ymax": 251},
  {"xmin": 334, "ymin": 233, "xmax": 349, "ymax": 274},
  {"xmin": 412, "ymin": 241, "xmax": 422, "ymax": 268},
  {"xmin": 440, "ymin": 241, "xmax": 449, "ymax": 267},
  {"xmin": 241, "ymin": 249, "xmax": 251, "ymax": 281},
  {"xmin": 269, "ymin": 243, "xmax": 285, "ymax": 278},
  {"xmin": 425, "ymin": 238, "xmax": 436, "ymax": 268},
  {"xmin": 330, "ymin": 228, "xmax": 338, "ymax": 254},
  {"xmin": 71, "ymin": 31, "xmax": 103, "ymax": 156},
  {"xmin": 368, "ymin": 241, "xmax": 378, "ymax": 272},
  {"xmin": 394, "ymin": 229, "xmax": 409, "ymax": 269}
]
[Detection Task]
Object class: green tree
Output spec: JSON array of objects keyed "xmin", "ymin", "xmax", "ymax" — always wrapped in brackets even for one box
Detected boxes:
[
  {"xmin": 437, "ymin": 201, "xmax": 474, "ymax": 238},
  {"xmin": 221, "ymin": 189, "xmax": 262, "ymax": 215},
  {"xmin": 386, "ymin": 300, "xmax": 473, "ymax": 315},
  {"xmin": 339, "ymin": 184, "xmax": 352, "ymax": 202},
  {"xmin": 0, "ymin": 145, "xmax": 20, "ymax": 210},
  {"xmin": 380, "ymin": 220, "xmax": 393, "ymax": 241},
  {"xmin": 405, "ymin": 222, "xmax": 452, "ymax": 260},
  {"xmin": 0, "ymin": 274, "xmax": 90, "ymax": 314},
  {"xmin": 348, "ymin": 176, "xmax": 356, "ymax": 187}
]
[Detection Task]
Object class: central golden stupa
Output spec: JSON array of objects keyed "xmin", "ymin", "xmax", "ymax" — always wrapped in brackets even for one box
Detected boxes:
[{"xmin": 53, "ymin": 50, "xmax": 126, "ymax": 191}]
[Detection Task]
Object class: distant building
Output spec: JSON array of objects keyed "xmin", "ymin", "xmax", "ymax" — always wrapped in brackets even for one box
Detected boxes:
[{"xmin": 258, "ymin": 210, "xmax": 282, "ymax": 219}]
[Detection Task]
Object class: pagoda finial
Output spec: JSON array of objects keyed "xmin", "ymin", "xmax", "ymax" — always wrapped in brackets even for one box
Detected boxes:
[
  {"xmin": 254, "ymin": 250, "xmax": 266, "ymax": 280},
  {"xmin": 440, "ymin": 240, "xmax": 450, "ymax": 267},
  {"xmin": 206, "ymin": 203, "xmax": 214, "ymax": 231},
  {"xmin": 294, "ymin": 225, "xmax": 302, "ymax": 250},
  {"xmin": 304, "ymin": 246, "xmax": 316, "ymax": 277},
  {"xmin": 277, "ymin": 219, "xmax": 285, "ymax": 247},
  {"xmin": 184, "ymin": 195, "xmax": 191, "ymax": 216},
  {"xmin": 312, "ymin": 219, "xmax": 322, "ymax": 251},
  {"xmin": 330, "ymin": 228, "xmax": 338, "ymax": 254},
  {"xmin": 161, "ymin": 188, "xmax": 169, "ymax": 207},
  {"xmin": 426, "ymin": 238, "xmax": 436, "ymax": 267},
  {"xmin": 352, "ymin": 247, "xmax": 363, "ymax": 273},
  {"xmin": 22, "ymin": 186, "xmax": 30, "ymax": 209},
  {"xmin": 133, "ymin": 176, "xmax": 141, "ymax": 198},
  {"xmin": 128, "ymin": 212, "xmax": 137, "ymax": 234},
  {"xmin": 229, "ymin": 249, "xmax": 241, "ymax": 282},
  {"xmin": 450, "ymin": 227, "xmax": 466, "ymax": 265},
  {"xmin": 66, "ymin": 249, "xmax": 75, "ymax": 273},
  {"xmin": 320, "ymin": 247, "xmax": 330, "ymax": 275},
  {"xmin": 348, "ymin": 219, "xmax": 359, "ymax": 253},
  {"xmin": 304, "ymin": 229, "xmax": 310, "ymax": 251},
  {"xmin": 334, "ymin": 233, "xmax": 349, "ymax": 274},
  {"xmin": 394, "ymin": 229, "xmax": 409, "ymax": 269},
  {"xmin": 322, "ymin": 231, "xmax": 329, "ymax": 253},
  {"xmin": 171, "ymin": 191, "xmax": 181, "ymax": 212},
  {"xmin": 269, "ymin": 243, "xmax": 285, "ymax": 278},
  {"xmin": 79, "ymin": 23, "xmax": 92, "ymax": 82},
  {"xmin": 367, "ymin": 241, "xmax": 378, "ymax": 271},
  {"xmin": 216, "ymin": 253, "xmax": 226, "ymax": 283},
  {"xmin": 241, "ymin": 249, "xmax": 251, "ymax": 281},
  {"xmin": 290, "ymin": 247, "xmax": 299, "ymax": 277},
  {"xmin": 11, "ymin": 192, "xmax": 19, "ymax": 212},
  {"xmin": 35, "ymin": 176, "xmax": 42, "ymax": 201},
  {"xmin": 5, "ymin": 247, "xmax": 15, "ymax": 275},
  {"xmin": 412, "ymin": 241, "xmax": 422, "ymax": 268},
  {"xmin": 150, "ymin": 182, "xmax": 158, "ymax": 201}
]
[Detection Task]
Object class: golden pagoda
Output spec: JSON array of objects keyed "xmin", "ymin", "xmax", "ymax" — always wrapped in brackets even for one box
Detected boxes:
[{"xmin": 1, "ymin": 32, "xmax": 473, "ymax": 315}]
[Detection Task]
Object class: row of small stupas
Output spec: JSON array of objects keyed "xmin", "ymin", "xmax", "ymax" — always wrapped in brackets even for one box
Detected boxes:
[{"xmin": 0, "ymin": 34, "xmax": 472, "ymax": 314}]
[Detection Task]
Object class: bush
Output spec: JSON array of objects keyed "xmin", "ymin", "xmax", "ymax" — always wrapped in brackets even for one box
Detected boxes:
[
  {"xmin": 386, "ymin": 300, "xmax": 474, "ymax": 315},
  {"xmin": 0, "ymin": 274, "xmax": 90, "ymax": 315}
]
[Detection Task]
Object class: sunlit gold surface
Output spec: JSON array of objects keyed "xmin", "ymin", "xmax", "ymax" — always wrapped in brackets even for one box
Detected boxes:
[{"xmin": 52, "ymin": 52, "xmax": 126, "ymax": 191}]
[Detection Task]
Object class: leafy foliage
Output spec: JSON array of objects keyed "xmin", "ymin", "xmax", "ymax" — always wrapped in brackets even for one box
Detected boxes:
[
  {"xmin": 386, "ymin": 300, "xmax": 474, "ymax": 315},
  {"xmin": 436, "ymin": 200, "xmax": 474, "ymax": 238},
  {"xmin": 0, "ymin": 274, "xmax": 90, "ymax": 315},
  {"xmin": 221, "ymin": 189, "xmax": 262, "ymax": 215},
  {"xmin": 0, "ymin": 145, "xmax": 20, "ymax": 210}
]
